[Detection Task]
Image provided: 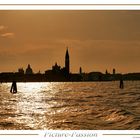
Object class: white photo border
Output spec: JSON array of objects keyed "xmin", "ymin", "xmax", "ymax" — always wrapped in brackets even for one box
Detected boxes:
[{"xmin": 0, "ymin": 1, "xmax": 140, "ymax": 140}]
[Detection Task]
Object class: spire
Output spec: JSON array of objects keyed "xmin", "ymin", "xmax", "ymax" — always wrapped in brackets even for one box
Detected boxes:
[
  {"xmin": 65, "ymin": 47, "xmax": 70, "ymax": 74},
  {"xmin": 28, "ymin": 64, "xmax": 30, "ymax": 68},
  {"xmin": 26, "ymin": 64, "xmax": 33, "ymax": 74},
  {"xmin": 66, "ymin": 47, "xmax": 69, "ymax": 58}
]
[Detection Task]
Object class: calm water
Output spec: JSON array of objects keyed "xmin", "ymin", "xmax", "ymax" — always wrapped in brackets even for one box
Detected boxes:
[{"xmin": 0, "ymin": 81, "xmax": 140, "ymax": 130}]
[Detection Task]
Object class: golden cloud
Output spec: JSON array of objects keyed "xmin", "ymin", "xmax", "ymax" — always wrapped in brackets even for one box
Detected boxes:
[
  {"xmin": 1, "ymin": 32, "xmax": 15, "ymax": 38},
  {"xmin": 0, "ymin": 25, "xmax": 7, "ymax": 31}
]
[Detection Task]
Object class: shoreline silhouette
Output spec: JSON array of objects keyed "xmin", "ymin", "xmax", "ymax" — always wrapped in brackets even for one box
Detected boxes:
[{"xmin": 0, "ymin": 49, "xmax": 140, "ymax": 82}]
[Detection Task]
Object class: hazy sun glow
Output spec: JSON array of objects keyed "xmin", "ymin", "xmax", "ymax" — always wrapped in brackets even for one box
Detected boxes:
[{"xmin": 0, "ymin": 11, "xmax": 140, "ymax": 73}]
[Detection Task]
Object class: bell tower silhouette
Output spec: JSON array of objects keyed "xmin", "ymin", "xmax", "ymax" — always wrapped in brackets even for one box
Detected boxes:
[{"xmin": 65, "ymin": 47, "xmax": 70, "ymax": 74}]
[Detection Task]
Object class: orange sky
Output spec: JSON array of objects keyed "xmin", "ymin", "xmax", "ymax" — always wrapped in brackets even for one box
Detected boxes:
[{"xmin": 0, "ymin": 10, "xmax": 140, "ymax": 74}]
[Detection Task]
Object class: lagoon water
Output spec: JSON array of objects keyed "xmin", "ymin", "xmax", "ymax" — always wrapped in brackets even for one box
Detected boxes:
[{"xmin": 0, "ymin": 81, "xmax": 140, "ymax": 130}]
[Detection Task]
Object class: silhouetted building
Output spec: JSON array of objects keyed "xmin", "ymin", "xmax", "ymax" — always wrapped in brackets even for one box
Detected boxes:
[
  {"xmin": 25, "ymin": 64, "xmax": 33, "ymax": 74},
  {"xmin": 79, "ymin": 67, "xmax": 82, "ymax": 74},
  {"xmin": 52, "ymin": 62, "xmax": 61, "ymax": 73},
  {"xmin": 37, "ymin": 70, "xmax": 41, "ymax": 74},
  {"xmin": 105, "ymin": 69, "xmax": 108, "ymax": 74},
  {"xmin": 88, "ymin": 72, "xmax": 103, "ymax": 81},
  {"xmin": 65, "ymin": 48, "xmax": 70, "ymax": 74},
  {"xmin": 113, "ymin": 68, "xmax": 116, "ymax": 75},
  {"xmin": 18, "ymin": 68, "xmax": 24, "ymax": 74},
  {"xmin": 44, "ymin": 48, "xmax": 71, "ymax": 81},
  {"xmin": 70, "ymin": 73, "xmax": 82, "ymax": 81}
]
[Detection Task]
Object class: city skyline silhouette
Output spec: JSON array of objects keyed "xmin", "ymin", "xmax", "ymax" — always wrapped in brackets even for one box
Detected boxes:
[{"xmin": 0, "ymin": 48, "xmax": 140, "ymax": 82}]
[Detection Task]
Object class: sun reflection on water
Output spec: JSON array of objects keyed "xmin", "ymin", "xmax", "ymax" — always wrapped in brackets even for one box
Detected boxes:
[
  {"xmin": 1, "ymin": 81, "xmax": 140, "ymax": 129},
  {"xmin": 15, "ymin": 82, "xmax": 65, "ymax": 129}
]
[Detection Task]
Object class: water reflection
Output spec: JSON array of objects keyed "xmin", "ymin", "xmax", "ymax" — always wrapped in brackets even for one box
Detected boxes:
[
  {"xmin": 16, "ymin": 83, "xmax": 52, "ymax": 129},
  {"xmin": 0, "ymin": 82, "xmax": 140, "ymax": 129}
]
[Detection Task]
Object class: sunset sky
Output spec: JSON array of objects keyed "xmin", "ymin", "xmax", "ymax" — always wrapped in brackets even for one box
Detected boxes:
[{"xmin": 0, "ymin": 10, "xmax": 140, "ymax": 74}]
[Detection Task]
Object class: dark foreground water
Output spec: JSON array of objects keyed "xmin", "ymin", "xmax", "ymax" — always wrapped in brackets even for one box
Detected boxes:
[{"xmin": 0, "ymin": 81, "xmax": 140, "ymax": 130}]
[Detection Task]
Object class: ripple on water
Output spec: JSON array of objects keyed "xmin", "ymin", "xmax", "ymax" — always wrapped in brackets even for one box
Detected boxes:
[{"xmin": 0, "ymin": 81, "xmax": 140, "ymax": 130}]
